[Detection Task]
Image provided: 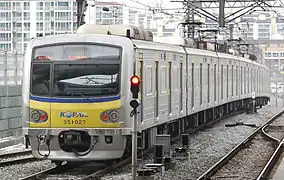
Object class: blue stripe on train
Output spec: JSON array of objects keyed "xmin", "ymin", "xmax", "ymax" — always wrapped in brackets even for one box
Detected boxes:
[{"xmin": 29, "ymin": 95, "xmax": 120, "ymax": 103}]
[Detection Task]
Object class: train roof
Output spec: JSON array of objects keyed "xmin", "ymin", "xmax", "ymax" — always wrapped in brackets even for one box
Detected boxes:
[
  {"xmin": 76, "ymin": 24, "xmax": 153, "ymax": 42},
  {"xmin": 153, "ymin": 36, "xmax": 196, "ymax": 48},
  {"xmin": 44, "ymin": 24, "xmax": 262, "ymax": 63}
]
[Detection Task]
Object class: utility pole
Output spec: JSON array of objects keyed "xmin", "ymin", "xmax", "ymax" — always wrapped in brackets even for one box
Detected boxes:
[
  {"xmin": 219, "ymin": 0, "xmax": 225, "ymax": 27},
  {"xmin": 76, "ymin": 0, "xmax": 87, "ymax": 28},
  {"xmin": 229, "ymin": 24, "xmax": 234, "ymax": 40},
  {"xmin": 182, "ymin": 0, "xmax": 196, "ymax": 38}
]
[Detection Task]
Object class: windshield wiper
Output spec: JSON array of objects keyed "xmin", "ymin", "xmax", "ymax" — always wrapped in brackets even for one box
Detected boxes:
[
  {"xmin": 77, "ymin": 92, "xmax": 93, "ymax": 103},
  {"xmin": 80, "ymin": 77, "xmax": 100, "ymax": 85}
]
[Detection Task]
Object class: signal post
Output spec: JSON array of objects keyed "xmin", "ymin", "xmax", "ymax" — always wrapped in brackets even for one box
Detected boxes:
[{"xmin": 130, "ymin": 75, "xmax": 140, "ymax": 180}]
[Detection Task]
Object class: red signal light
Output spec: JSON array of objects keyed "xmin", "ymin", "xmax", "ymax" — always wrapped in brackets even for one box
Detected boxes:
[{"xmin": 130, "ymin": 75, "xmax": 140, "ymax": 86}]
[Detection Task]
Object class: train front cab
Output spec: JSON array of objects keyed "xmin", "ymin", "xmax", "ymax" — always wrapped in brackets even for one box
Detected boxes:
[{"xmin": 27, "ymin": 42, "xmax": 128, "ymax": 161}]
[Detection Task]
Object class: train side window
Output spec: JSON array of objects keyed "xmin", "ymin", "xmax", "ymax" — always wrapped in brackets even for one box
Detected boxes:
[
  {"xmin": 175, "ymin": 66, "xmax": 179, "ymax": 89},
  {"xmin": 221, "ymin": 65, "xmax": 223, "ymax": 100},
  {"xmin": 255, "ymin": 69, "xmax": 256, "ymax": 92},
  {"xmin": 262, "ymin": 70, "xmax": 263, "ymax": 92},
  {"xmin": 253, "ymin": 69, "xmax": 255, "ymax": 92},
  {"xmin": 244, "ymin": 67, "xmax": 246, "ymax": 94},
  {"xmin": 155, "ymin": 61, "xmax": 159, "ymax": 118},
  {"xmin": 207, "ymin": 64, "xmax": 210, "ymax": 103},
  {"xmin": 256, "ymin": 70, "xmax": 259, "ymax": 92},
  {"xmin": 248, "ymin": 67, "xmax": 250, "ymax": 93},
  {"xmin": 145, "ymin": 66, "xmax": 152, "ymax": 95},
  {"xmin": 231, "ymin": 65, "xmax": 233, "ymax": 97},
  {"xmin": 258, "ymin": 70, "xmax": 260, "ymax": 92},
  {"xmin": 227, "ymin": 65, "xmax": 229, "ymax": 98},
  {"xmin": 192, "ymin": 63, "xmax": 194, "ymax": 108},
  {"xmin": 236, "ymin": 66, "xmax": 238, "ymax": 96},
  {"xmin": 260, "ymin": 70, "xmax": 262, "ymax": 92},
  {"xmin": 161, "ymin": 66, "xmax": 167, "ymax": 93},
  {"xmin": 214, "ymin": 64, "xmax": 216, "ymax": 102},
  {"xmin": 169, "ymin": 62, "xmax": 172, "ymax": 114},
  {"xmin": 240, "ymin": 67, "xmax": 242, "ymax": 95},
  {"xmin": 200, "ymin": 63, "xmax": 202, "ymax": 105},
  {"xmin": 250, "ymin": 68, "xmax": 252, "ymax": 93},
  {"xmin": 180, "ymin": 62, "xmax": 183, "ymax": 111}
]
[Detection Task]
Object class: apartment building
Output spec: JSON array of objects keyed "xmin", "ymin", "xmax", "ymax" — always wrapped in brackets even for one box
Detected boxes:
[
  {"xmin": 0, "ymin": 1, "xmax": 77, "ymax": 52},
  {"xmin": 85, "ymin": 1, "xmax": 124, "ymax": 25}
]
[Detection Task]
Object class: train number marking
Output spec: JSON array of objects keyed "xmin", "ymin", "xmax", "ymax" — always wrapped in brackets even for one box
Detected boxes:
[{"xmin": 64, "ymin": 120, "xmax": 86, "ymax": 124}]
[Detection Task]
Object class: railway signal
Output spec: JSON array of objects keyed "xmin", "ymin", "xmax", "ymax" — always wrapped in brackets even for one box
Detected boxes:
[
  {"xmin": 130, "ymin": 75, "xmax": 140, "ymax": 99},
  {"xmin": 130, "ymin": 75, "xmax": 140, "ymax": 180}
]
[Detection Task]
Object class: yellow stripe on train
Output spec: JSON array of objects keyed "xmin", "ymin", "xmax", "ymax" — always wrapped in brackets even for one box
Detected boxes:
[{"xmin": 29, "ymin": 99, "xmax": 121, "ymax": 128}]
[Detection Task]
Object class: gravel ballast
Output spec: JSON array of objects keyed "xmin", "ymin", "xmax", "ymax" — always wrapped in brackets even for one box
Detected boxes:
[
  {"xmin": 211, "ymin": 133, "xmax": 275, "ymax": 180},
  {"xmin": 0, "ymin": 160, "xmax": 55, "ymax": 180},
  {"xmin": 101, "ymin": 105, "xmax": 284, "ymax": 180}
]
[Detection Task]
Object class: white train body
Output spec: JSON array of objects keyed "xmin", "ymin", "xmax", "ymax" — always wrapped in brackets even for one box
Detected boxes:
[{"xmin": 22, "ymin": 24, "xmax": 270, "ymax": 162}]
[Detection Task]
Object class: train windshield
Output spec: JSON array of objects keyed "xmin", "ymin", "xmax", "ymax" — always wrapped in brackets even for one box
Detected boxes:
[{"xmin": 31, "ymin": 43, "xmax": 121, "ymax": 97}]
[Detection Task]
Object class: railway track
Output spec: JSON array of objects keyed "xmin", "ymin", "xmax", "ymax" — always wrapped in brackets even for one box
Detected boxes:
[
  {"xmin": 0, "ymin": 149, "xmax": 32, "ymax": 159},
  {"xmin": 0, "ymin": 150, "xmax": 38, "ymax": 167},
  {"xmin": 197, "ymin": 110, "xmax": 284, "ymax": 180},
  {"xmin": 257, "ymin": 116, "xmax": 284, "ymax": 180},
  {"xmin": 18, "ymin": 111, "xmax": 247, "ymax": 180},
  {"xmin": 20, "ymin": 149, "xmax": 152, "ymax": 180}
]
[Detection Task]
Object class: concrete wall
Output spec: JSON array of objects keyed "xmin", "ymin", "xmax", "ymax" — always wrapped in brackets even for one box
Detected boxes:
[{"xmin": 0, "ymin": 52, "xmax": 24, "ymax": 138}]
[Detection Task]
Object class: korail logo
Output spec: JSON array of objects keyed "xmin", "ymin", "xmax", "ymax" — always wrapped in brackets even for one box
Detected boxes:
[{"xmin": 60, "ymin": 111, "xmax": 88, "ymax": 118}]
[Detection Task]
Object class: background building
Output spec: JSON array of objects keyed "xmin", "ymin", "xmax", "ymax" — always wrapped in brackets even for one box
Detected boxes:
[
  {"xmin": 0, "ymin": 0, "xmax": 77, "ymax": 52},
  {"xmin": 85, "ymin": 1, "xmax": 124, "ymax": 25}
]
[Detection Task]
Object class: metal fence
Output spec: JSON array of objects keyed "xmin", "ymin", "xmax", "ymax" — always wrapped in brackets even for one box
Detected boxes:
[{"xmin": 0, "ymin": 52, "xmax": 24, "ymax": 138}]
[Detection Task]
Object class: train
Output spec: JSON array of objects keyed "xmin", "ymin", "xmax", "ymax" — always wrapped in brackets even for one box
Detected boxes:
[{"xmin": 22, "ymin": 24, "xmax": 270, "ymax": 164}]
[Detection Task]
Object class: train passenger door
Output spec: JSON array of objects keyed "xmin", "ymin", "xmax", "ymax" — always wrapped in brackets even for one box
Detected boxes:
[
  {"xmin": 170, "ymin": 53, "xmax": 181, "ymax": 119},
  {"xmin": 180, "ymin": 54, "xmax": 186, "ymax": 117},
  {"xmin": 138, "ymin": 49, "xmax": 155, "ymax": 123},
  {"xmin": 29, "ymin": 63, "xmax": 51, "ymax": 128},
  {"xmin": 158, "ymin": 52, "xmax": 169, "ymax": 122}
]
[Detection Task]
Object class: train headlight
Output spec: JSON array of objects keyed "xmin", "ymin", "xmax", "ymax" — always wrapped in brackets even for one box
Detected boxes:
[
  {"xmin": 30, "ymin": 110, "xmax": 40, "ymax": 121},
  {"xmin": 30, "ymin": 109, "xmax": 48, "ymax": 123},
  {"xmin": 109, "ymin": 110, "xmax": 119, "ymax": 122},
  {"xmin": 100, "ymin": 109, "xmax": 120, "ymax": 123}
]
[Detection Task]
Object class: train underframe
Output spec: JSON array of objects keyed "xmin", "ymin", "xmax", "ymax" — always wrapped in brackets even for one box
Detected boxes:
[
  {"xmin": 26, "ymin": 97, "xmax": 269, "ymax": 164},
  {"xmin": 125, "ymin": 97, "xmax": 270, "ymax": 157}
]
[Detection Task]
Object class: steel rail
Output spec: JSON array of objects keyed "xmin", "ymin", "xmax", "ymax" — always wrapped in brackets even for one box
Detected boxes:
[
  {"xmin": 0, "ymin": 156, "xmax": 37, "ymax": 167},
  {"xmin": 256, "ymin": 141, "xmax": 284, "ymax": 180},
  {"xmin": 197, "ymin": 109, "xmax": 284, "ymax": 180},
  {"xmin": 0, "ymin": 150, "xmax": 32, "ymax": 159},
  {"xmin": 19, "ymin": 162, "xmax": 73, "ymax": 180}
]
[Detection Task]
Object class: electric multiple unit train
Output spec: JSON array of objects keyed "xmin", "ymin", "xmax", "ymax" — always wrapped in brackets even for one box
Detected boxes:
[{"xmin": 22, "ymin": 24, "xmax": 270, "ymax": 163}]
